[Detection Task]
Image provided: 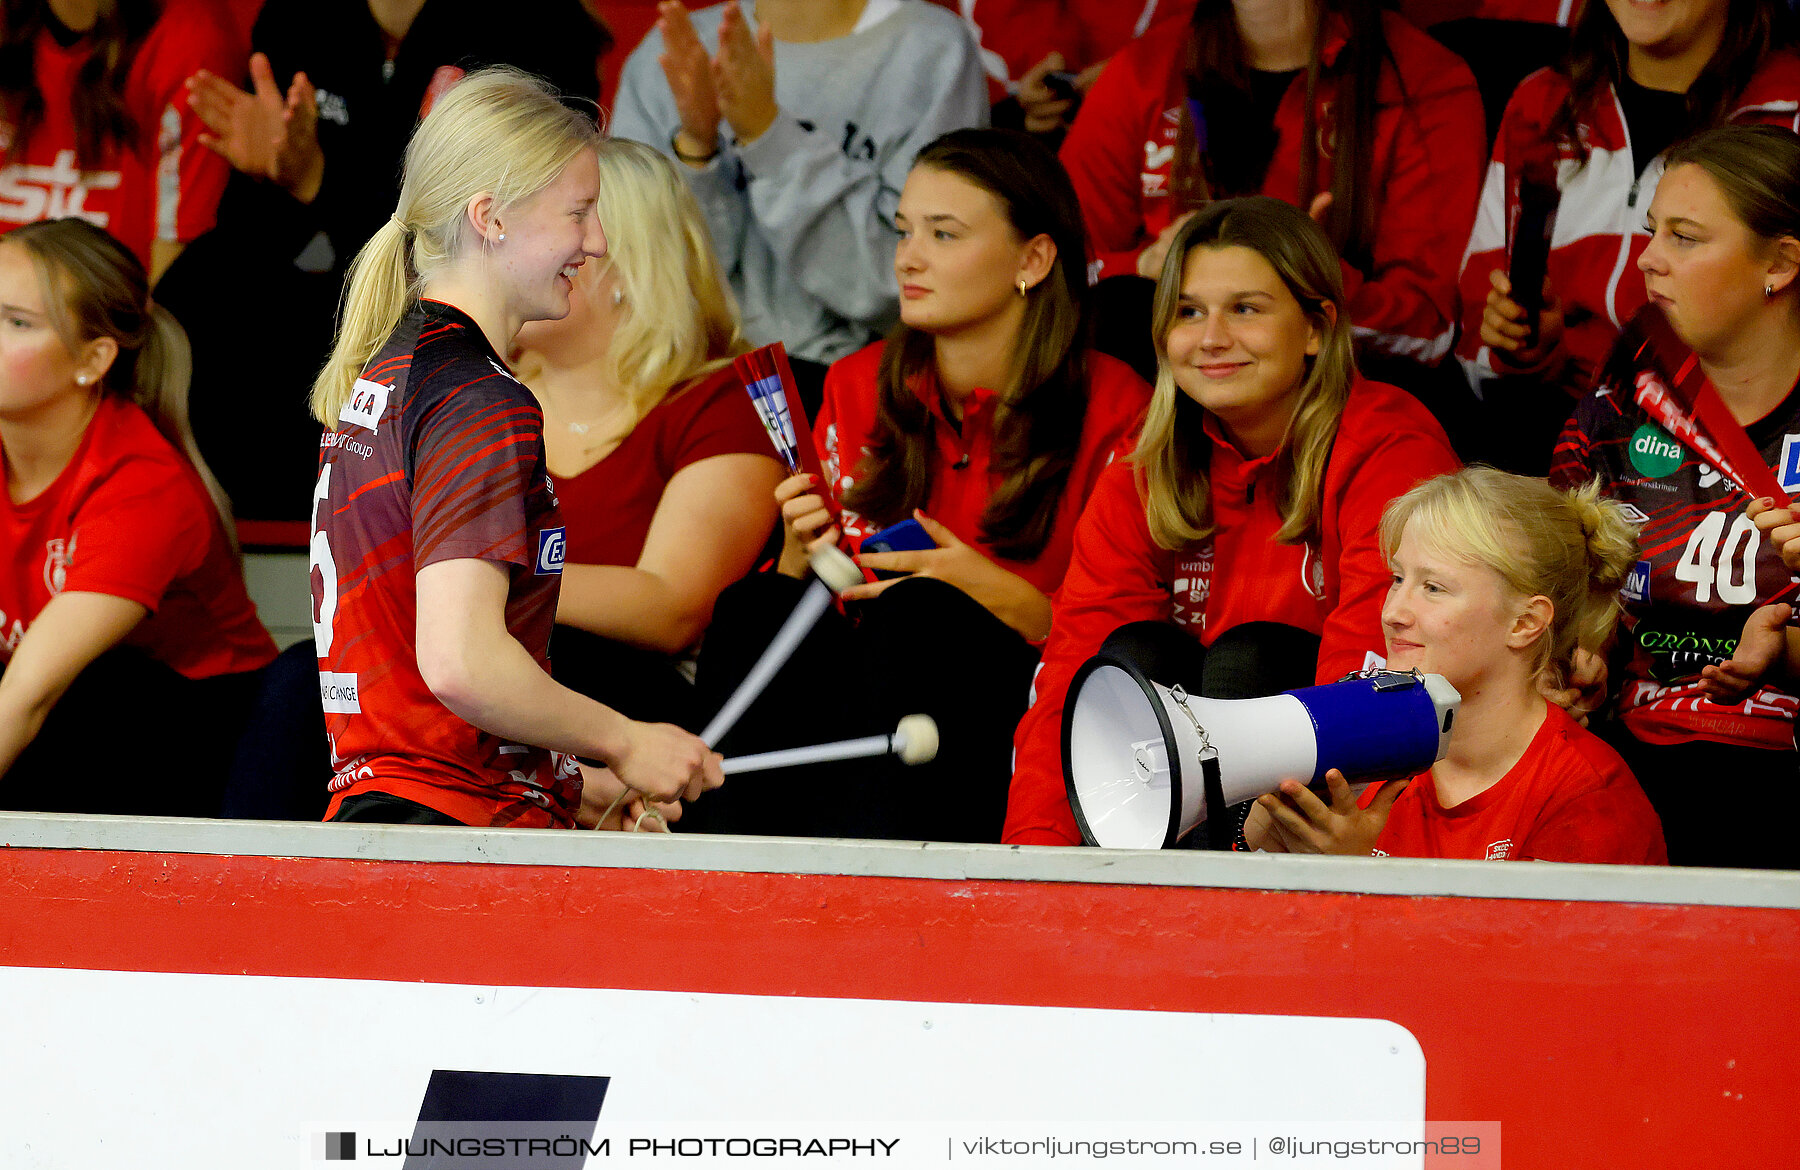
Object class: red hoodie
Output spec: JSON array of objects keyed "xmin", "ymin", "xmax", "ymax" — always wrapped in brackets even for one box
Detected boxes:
[
  {"xmin": 1060, "ymin": 9, "xmax": 1484, "ymax": 363},
  {"xmin": 1004, "ymin": 376, "xmax": 1459, "ymax": 846}
]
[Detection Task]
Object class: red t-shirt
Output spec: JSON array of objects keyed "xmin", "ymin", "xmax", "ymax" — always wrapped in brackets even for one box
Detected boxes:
[
  {"xmin": 1366, "ymin": 702, "xmax": 1668, "ymax": 864},
  {"xmin": 0, "ymin": 393, "xmax": 273, "ymax": 678},
  {"xmin": 0, "ymin": 0, "xmax": 239, "ymax": 267},
  {"xmin": 815, "ymin": 343, "xmax": 1152, "ymax": 598},
  {"xmin": 315, "ymin": 300, "xmax": 578, "ymax": 828},
  {"xmin": 555, "ymin": 364, "xmax": 774, "ymax": 567}
]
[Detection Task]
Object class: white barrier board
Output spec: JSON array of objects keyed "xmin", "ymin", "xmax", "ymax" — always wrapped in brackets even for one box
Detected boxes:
[{"xmin": 1, "ymin": 967, "xmax": 1424, "ymax": 1168}]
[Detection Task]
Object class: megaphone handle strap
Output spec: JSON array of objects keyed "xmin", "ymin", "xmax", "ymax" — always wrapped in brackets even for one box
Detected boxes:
[{"xmin": 1201, "ymin": 752, "xmax": 1232, "ymax": 851}]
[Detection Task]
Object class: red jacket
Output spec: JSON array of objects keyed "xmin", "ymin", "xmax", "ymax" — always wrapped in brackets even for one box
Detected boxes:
[
  {"xmin": 816, "ymin": 342, "xmax": 1152, "ymax": 598},
  {"xmin": 1456, "ymin": 52, "xmax": 1800, "ymax": 396},
  {"xmin": 1004, "ymin": 376, "xmax": 1460, "ymax": 846},
  {"xmin": 1060, "ymin": 10, "xmax": 1484, "ymax": 362}
]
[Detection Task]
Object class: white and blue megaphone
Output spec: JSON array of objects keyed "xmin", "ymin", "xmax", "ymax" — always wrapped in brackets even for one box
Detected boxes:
[{"xmin": 1062, "ymin": 653, "xmax": 1461, "ymax": 849}]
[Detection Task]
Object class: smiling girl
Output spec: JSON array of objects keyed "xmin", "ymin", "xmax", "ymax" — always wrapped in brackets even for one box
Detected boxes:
[
  {"xmin": 1004, "ymin": 196, "xmax": 1459, "ymax": 846},
  {"xmin": 1247, "ymin": 468, "xmax": 1667, "ymax": 864},
  {"xmin": 309, "ymin": 68, "xmax": 721, "ymax": 829},
  {"xmin": 0, "ymin": 217, "xmax": 273, "ymax": 813}
]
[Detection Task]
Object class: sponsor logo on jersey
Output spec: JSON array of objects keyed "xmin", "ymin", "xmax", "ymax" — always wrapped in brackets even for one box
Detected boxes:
[
  {"xmin": 1622, "ymin": 559, "xmax": 1651, "ymax": 603},
  {"xmin": 536, "ymin": 527, "xmax": 566, "ymax": 575},
  {"xmin": 1144, "ymin": 142, "xmax": 1174, "ymax": 171},
  {"xmin": 320, "ymin": 671, "xmax": 361, "ymax": 714},
  {"xmin": 1781, "ymin": 435, "xmax": 1800, "ymax": 494},
  {"xmin": 339, "ymin": 378, "xmax": 391, "ymax": 433},
  {"xmin": 1484, "ymin": 839, "xmax": 1513, "ymax": 861},
  {"xmin": 1616, "ymin": 502, "xmax": 1651, "ymax": 525},
  {"xmin": 0, "ymin": 151, "xmax": 118, "ymax": 227},
  {"xmin": 1628, "ymin": 423, "xmax": 1683, "ymax": 479}
]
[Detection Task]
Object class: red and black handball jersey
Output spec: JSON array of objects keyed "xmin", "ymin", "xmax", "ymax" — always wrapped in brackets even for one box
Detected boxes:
[
  {"xmin": 313, "ymin": 299, "xmax": 580, "ymax": 827},
  {"xmin": 1550, "ymin": 343, "xmax": 1800, "ymax": 752}
]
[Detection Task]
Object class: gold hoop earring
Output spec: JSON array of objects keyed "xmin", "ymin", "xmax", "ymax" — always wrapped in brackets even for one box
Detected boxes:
[{"xmin": 1017, "ymin": 278, "xmax": 1029, "ymax": 296}]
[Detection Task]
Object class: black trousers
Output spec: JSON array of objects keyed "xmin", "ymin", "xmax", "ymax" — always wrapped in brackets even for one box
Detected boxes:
[
  {"xmin": 1, "ymin": 647, "xmax": 263, "ymax": 818},
  {"xmin": 550, "ymin": 624, "xmax": 701, "ymax": 732},
  {"xmin": 1597, "ymin": 723, "xmax": 1796, "ymax": 870},
  {"xmin": 686, "ymin": 572, "xmax": 1038, "ymax": 842}
]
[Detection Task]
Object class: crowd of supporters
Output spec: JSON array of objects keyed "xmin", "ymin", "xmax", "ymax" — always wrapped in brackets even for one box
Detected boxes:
[{"xmin": 2, "ymin": 0, "xmax": 1797, "ymax": 870}]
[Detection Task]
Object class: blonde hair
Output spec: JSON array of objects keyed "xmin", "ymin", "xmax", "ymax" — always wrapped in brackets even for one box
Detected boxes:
[
  {"xmin": 310, "ymin": 67, "xmax": 600, "ymax": 424},
  {"xmin": 1133, "ymin": 196, "xmax": 1357, "ymax": 550},
  {"xmin": 1380, "ymin": 468, "xmax": 1640, "ymax": 692},
  {"xmin": 585, "ymin": 139, "xmax": 746, "ymax": 426},
  {"xmin": 8, "ymin": 218, "xmax": 235, "ymax": 546}
]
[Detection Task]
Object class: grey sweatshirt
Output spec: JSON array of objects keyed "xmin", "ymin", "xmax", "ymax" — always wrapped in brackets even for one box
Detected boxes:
[{"xmin": 609, "ymin": 0, "xmax": 988, "ymax": 366}]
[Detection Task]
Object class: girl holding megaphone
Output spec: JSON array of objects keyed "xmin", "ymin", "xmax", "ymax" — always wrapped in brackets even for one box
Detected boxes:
[
  {"xmin": 1005, "ymin": 196, "xmax": 1459, "ymax": 847},
  {"xmin": 1245, "ymin": 469, "xmax": 1667, "ymax": 864}
]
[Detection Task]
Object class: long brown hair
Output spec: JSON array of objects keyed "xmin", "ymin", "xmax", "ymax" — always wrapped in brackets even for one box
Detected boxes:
[
  {"xmin": 1548, "ymin": 0, "xmax": 1782, "ymax": 164},
  {"xmin": 9, "ymin": 217, "xmax": 233, "ymax": 542},
  {"xmin": 1134, "ymin": 196, "xmax": 1355, "ymax": 551},
  {"xmin": 1173, "ymin": 0, "xmax": 1389, "ymax": 273},
  {"xmin": 840, "ymin": 128, "xmax": 1091, "ymax": 562},
  {"xmin": 0, "ymin": 0, "xmax": 159, "ymax": 168}
]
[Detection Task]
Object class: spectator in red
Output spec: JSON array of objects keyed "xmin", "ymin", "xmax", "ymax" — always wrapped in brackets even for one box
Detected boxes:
[
  {"xmin": 693, "ymin": 128, "xmax": 1150, "ymax": 842},
  {"xmin": 1060, "ymin": 0, "xmax": 1484, "ymax": 385},
  {"xmin": 0, "ymin": 0, "xmax": 240, "ymax": 283},
  {"xmin": 1549, "ymin": 125, "xmax": 1800, "ymax": 869},
  {"xmin": 1004, "ymin": 196, "xmax": 1459, "ymax": 847},
  {"xmin": 0, "ymin": 218, "xmax": 274, "ymax": 815},
  {"xmin": 1458, "ymin": 0, "xmax": 1800, "ymax": 474},
  {"xmin": 1246, "ymin": 468, "xmax": 1667, "ymax": 866}
]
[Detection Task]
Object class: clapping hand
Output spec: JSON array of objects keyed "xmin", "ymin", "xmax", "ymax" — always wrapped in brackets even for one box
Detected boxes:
[{"xmin": 187, "ymin": 53, "xmax": 323, "ymax": 202}]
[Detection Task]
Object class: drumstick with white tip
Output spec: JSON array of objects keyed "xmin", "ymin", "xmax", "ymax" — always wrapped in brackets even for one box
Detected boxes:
[
  {"xmin": 722, "ymin": 714, "xmax": 939, "ymax": 775},
  {"xmin": 700, "ymin": 543, "xmax": 867, "ymax": 750}
]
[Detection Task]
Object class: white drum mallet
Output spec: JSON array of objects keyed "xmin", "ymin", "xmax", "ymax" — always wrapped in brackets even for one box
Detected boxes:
[
  {"xmin": 722, "ymin": 713, "xmax": 940, "ymax": 775},
  {"xmin": 699, "ymin": 543, "xmax": 867, "ymax": 749}
]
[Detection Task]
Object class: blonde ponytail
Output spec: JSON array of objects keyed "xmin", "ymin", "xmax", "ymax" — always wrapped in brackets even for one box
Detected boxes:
[
  {"xmin": 311, "ymin": 67, "xmax": 600, "ymax": 424},
  {"xmin": 311, "ymin": 217, "xmax": 412, "ymax": 423},
  {"xmin": 1380, "ymin": 467, "xmax": 1642, "ymax": 693}
]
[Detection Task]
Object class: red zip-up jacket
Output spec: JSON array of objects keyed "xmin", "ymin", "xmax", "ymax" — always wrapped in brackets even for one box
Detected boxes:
[
  {"xmin": 1060, "ymin": 10, "xmax": 1484, "ymax": 362},
  {"xmin": 816, "ymin": 342, "xmax": 1152, "ymax": 598},
  {"xmin": 1004, "ymin": 376, "xmax": 1459, "ymax": 846},
  {"xmin": 1455, "ymin": 52, "xmax": 1800, "ymax": 397}
]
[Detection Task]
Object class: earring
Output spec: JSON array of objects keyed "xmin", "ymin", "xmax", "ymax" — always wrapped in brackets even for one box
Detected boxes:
[
  {"xmin": 1767, "ymin": 283, "xmax": 1777, "ymax": 298},
  {"xmin": 497, "ymin": 233, "xmax": 506, "ymax": 243},
  {"xmin": 1017, "ymin": 278, "xmax": 1029, "ymax": 296},
  {"xmin": 611, "ymin": 288, "xmax": 624, "ymax": 306},
  {"xmin": 75, "ymin": 374, "xmax": 88, "ymax": 386}
]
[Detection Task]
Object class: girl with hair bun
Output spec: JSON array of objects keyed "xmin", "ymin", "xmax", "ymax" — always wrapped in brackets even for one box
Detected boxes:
[
  {"xmin": 309, "ymin": 68, "xmax": 722, "ymax": 830},
  {"xmin": 1551, "ymin": 123, "xmax": 1800, "ymax": 868},
  {"xmin": 0, "ymin": 216, "xmax": 274, "ymax": 814},
  {"xmin": 1248, "ymin": 467, "xmax": 1667, "ymax": 864}
]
